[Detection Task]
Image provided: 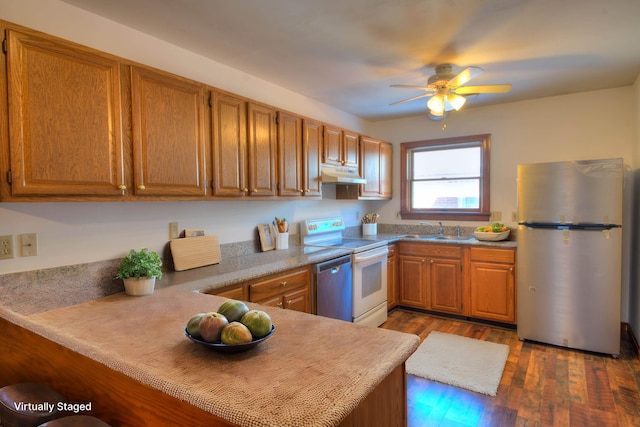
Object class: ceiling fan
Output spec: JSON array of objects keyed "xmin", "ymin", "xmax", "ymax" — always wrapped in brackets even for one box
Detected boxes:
[{"xmin": 390, "ymin": 64, "xmax": 512, "ymax": 119}]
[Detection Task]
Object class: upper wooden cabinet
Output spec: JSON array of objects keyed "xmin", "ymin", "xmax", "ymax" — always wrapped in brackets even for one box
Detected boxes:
[
  {"xmin": 129, "ymin": 66, "xmax": 207, "ymax": 197},
  {"xmin": 210, "ymin": 91, "xmax": 247, "ymax": 197},
  {"xmin": 277, "ymin": 111, "xmax": 303, "ymax": 196},
  {"xmin": 247, "ymin": 103, "xmax": 277, "ymax": 196},
  {"xmin": 211, "ymin": 98, "xmax": 277, "ymax": 197},
  {"xmin": 301, "ymin": 118, "xmax": 323, "ymax": 197},
  {"xmin": 4, "ymin": 28, "xmax": 125, "ymax": 197},
  {"xmin": 1, "ymin": 22, "xmax": 389, "ymax": 202},
  {"xmin": 359, "ymin": 136, "xmax": 392, "ymax": 200},
  {"xmin": 323, "ymin": 125, "xmax": 359, "ymax": 168}
]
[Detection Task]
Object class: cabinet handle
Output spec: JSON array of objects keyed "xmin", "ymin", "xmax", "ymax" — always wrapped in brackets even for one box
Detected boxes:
[
  {"xmin": 117, "ymin": 184, "xmax": 126, "ymax": 190},
  {"xmin": 421, "ymin": 259, "xmax": 425, "ymax": 263},
  {"xmin": 137, "ymin": 184, "xmax": 146, "ymax": 190},
  {"xmin": 509, "ymin": 267, "xmax": 513, "ymax": 272},
  {"xmin": 287, "ymin": 300, "xmax": 292, "ymax": 306},
  {"xmin": 300, "ymin": 189, "xmax": 304, "ymax": 194},
  {"xmin": 280, "ymin": 281, "xmax": 287, "ymax": 287},
  {"xmin": 242, "ymin": 188, "xmax": 248, "ymax": 192},
  {"xmin": 277, "ymin": 302, "xmax": 284, "ymax": 308},
  {"xmin": 253, "ymin": 188, "xmax": 258, "ymax": 193},
  {"xmin": 430, "ymin": 259, "xmax": 434, "ymax": 263}
]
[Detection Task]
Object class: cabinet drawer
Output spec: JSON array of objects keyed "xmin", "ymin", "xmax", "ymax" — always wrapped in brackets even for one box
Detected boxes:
[
  {"xmin": 470, "ymin": 247, "xmax": 515, "ymax": 263},
  {"xmin": 248, "ymin": 267, "xmax": 310, "ymax": 302},
  {"xmin": 387, "ymin": 243, "xmax": 396, "ymax": 258},
  {"xmin": 399, "ymin": 242, "xmax": 461, "ymax": 259}
]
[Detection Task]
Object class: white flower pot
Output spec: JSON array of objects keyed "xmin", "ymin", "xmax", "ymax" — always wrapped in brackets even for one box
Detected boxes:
[{"xmin": 123, "ymin": 277, "xmax": 156, "ymax": 296}]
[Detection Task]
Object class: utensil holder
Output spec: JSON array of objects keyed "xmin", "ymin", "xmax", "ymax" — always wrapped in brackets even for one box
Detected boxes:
[
  {"xmin": 362, "ymin": 223, "xmax": 377, "ymax": 236},
  {"xmin": 275, "ymin": 232, "xmax": 289, "ymax": 250}
]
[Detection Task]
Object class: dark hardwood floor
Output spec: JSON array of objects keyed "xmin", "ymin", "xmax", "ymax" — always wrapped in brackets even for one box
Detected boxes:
[{"xmin": 380, "ymin": 309, "xmax": 640, "ymax": 427}]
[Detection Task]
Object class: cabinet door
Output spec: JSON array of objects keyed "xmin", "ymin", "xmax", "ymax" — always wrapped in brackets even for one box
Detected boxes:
[
  {"xmin": 387, "ymin": 244, "xmax": 398, "ymax": 310},
  {"xmin": 343, "ymin": 130, "xmax": 359, "ymax": 168},
  {"xmin": 398, "ymin": 255, "xmax": 429, "ymax": 309},
  {"xmin": 210, "ymin": 92, "xmax": 247, "ymax": 197},
  {"xmin": 380, "ymin": 142, "xmax": 393, "ymax": 199},
  {"xmin": 277, "ymin": 112, "xmax": 303, "ymax": 196},
  {"xmin": 469, "ymin": 261, "xmax": 516, "ymax": 323},
  {"xmin": 6, "ymin": 29, "xmax": 125, "ymax": 197},
  {"xmin": 130, "ymin": 66, "xmax": 206, "ymax": 196},
  {"xmin": 247, "ymin": 103, "xmax": 277, "ymax": 196},
  {"xmin": 302, "ymin": 118, "xmax": 322, "ymax": 197},
  {"xmin": 284, "ymin": 287, "xmax": 311, "ymax": 313},
  {"xmin": 359, "ymin": 136, "xmax": 381, "ymax": 198},
  {"xmin": 430, "ymin": 258, "xmax": 463, "ymax": 314},
  {"xmin": 323, "ymin": 125, "xmax": 342, "ymax": 166}
]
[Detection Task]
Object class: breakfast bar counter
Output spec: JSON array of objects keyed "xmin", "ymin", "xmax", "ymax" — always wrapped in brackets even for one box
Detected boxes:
[{"xmin": 0, "ymin": 284, "xmax": 419, "ymax": 427}]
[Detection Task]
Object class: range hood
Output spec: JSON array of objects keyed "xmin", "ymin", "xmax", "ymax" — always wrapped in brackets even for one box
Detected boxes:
[{"xmin": 321, "ymin": 165, "xmax": 367, "ymax": 184}]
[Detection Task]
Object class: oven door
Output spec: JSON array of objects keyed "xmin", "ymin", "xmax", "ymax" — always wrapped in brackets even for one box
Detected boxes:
[{"xmin": 352, "ymin": 245, "xmax": 388, "ymax": 325}]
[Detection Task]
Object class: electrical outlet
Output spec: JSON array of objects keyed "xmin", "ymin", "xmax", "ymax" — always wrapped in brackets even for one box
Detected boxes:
[
  {"xmin": 20, "ymin": 233, "xmax": 38, "ymax": 257},
  {"xmin": 512, "ymin": 211, "xmax": 517, "ymax": 222},
  {"xmin": 396, "ymin": 211, "xmax": 402, "ymax": 219},
  {"xmin": 0, "ymin": 235, "xmax": 14, "ymax": 260},
  {"xmin": 169, "ymin": 222, "xmax": 179, "ymax": 239}
]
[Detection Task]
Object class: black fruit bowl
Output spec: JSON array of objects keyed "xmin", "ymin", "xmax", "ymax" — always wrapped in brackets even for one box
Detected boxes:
[{"xmin": 184, "ymin": 325, "xmax": 275, "ymax": 353}]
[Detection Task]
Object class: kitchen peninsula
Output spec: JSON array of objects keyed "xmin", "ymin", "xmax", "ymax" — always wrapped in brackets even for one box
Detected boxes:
[{"xmin": 0, "ymin": 246, "xmax": 420, "ymax": 427}]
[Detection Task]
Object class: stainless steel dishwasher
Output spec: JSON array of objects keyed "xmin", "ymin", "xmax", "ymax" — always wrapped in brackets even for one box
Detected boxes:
[{"xmin": 315, "ymin": 255, "xmax": 353, "ymax": 322}]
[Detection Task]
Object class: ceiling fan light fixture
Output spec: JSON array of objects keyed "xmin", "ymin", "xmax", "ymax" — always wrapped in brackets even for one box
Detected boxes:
[
  {"xmin": 427, "ymin": 95, "xmax": 445, "ymax": 114},
  {"xmin": 448, "ymin": 93, "xmax": 466, "ymax": 111}
]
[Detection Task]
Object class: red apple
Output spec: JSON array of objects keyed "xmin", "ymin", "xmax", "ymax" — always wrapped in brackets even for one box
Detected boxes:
[{"xmin": 198, "ymin": 312, "xmax": 229, "ymax": 342}]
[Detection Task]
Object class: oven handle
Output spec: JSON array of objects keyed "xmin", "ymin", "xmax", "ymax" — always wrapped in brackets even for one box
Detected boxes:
[{"xmin": 353, "ymin": 245, "xmax": 388, "ymax": 262}]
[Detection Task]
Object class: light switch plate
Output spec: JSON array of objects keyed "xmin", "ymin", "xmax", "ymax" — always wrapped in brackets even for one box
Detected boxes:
[{"xmin": 20, "ymin": 233, "xmax": 38, "ymax": 257}]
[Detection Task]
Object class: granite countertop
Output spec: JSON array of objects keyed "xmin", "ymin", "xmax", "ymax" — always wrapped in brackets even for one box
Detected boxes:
[{"xmin": 10, "ymin": 288, "xmax": 419, "ymax": 427}]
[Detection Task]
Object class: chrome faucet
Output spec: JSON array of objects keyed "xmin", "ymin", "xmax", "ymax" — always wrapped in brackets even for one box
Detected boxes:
[
  {"xmin": 456, "ymin": 225, "xmax": 461, "ymax": 237},
  {"xmin": 438, "ymin": 222, "xmax": 444, "ymax": 236}
]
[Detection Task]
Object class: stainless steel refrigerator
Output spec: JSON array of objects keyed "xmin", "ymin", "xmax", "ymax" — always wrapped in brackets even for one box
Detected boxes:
[{"xmin": 516, "ymin": 158, "xmax": 623, "ymax": 356}]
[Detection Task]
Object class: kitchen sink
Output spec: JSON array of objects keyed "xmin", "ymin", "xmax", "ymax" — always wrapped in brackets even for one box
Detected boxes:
[{"xmin": 398, "ymin": 234, "xmax": 473, "ymax": 241}]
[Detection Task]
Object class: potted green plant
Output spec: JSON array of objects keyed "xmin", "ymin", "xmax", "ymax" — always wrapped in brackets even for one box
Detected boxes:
[{"xmin": 116, "ymin": 248, "xmax": 163, "ymax": 296}]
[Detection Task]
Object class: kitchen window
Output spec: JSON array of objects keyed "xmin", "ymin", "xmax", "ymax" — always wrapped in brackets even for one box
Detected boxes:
[{"xmin": 399, "ymin": 134, "xmax": 491, "ymax": 221}]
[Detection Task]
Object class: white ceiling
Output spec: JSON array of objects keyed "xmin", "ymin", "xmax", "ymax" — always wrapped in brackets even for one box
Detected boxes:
[{"xmin": 59, "ymin": 0, "xmax": 640, "ymax": 121}]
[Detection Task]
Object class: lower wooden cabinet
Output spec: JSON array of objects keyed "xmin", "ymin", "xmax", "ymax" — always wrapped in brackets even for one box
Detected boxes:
[
  {"xmin": 386, "ymin": 244, "xmax": 398, "ymax": 310},
  {"xmin": 210, "ymin": 284, "xmax": 246, "ymax": 300},
  {"xmin": 398, "ymin": 242, "xmax": 516, "ymax": 324},
  {"xmin": 398, "ymin": 243, "xmax": 462, "ymax": 314},
  {"xmin": 468, "ymin": 247, "xmax": 516, "ymax": 323},
  {"xmin": 247, "ymin": 266, "xmax": 312, "ymax": 313}
]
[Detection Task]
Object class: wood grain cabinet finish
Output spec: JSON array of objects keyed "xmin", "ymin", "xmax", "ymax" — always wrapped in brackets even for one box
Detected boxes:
[
  {"xmin": 277, "ymin": 111, "xmax": 303, "ymax": 196},
  {"xmin": 398, "ymin": 243, "xmax": 463, "ymax": 315},
  {"xmin": 359, "ymin": 137, "xmax": 392, "ymax": 200},
  {"xmin": 301, "ymin": 118, "xmax": 323, "ymax": 197},
  {"xmin": 398, "ymin": 242, "xmax": 517, "ymax": 324},
  {"xmin": 323, "ymin": 124, "xmax": 359, "ymax": 168},
  {"xmin": 130, "ymin": 66, "xmax": 207, "ymax": 197},
  {"xmin": 247, "ymin": 266, "xmax": 312, "ymax": 313},
  {"xmin": 387, "ymin": 244, "xmax": 399, "ymax": 310},
  {"xmin": 209, "ymin": 91, "xmax": 248, "ymax": 197},
  {"xmin": 4, "ymin": 28, "xmax": 125, "ymax": 197},
  {"xmin": 468, "ymin": 247, "xmax": 516, "ymax": 323},
  {"xmin": 1, "ymin": 22, "xmax": 388, "ymax": 203},
  {"xmin": 247, "ymin": 103, "xmax": 277, "ymax": 196}
]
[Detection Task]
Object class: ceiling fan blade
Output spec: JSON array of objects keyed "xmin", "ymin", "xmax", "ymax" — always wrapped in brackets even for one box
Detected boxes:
[
  {"xmin": 390, "ymin": 93, "xmax": 432, "ymax": 106},
  {"xmin": 453, "ymin": 84, "xmax": 512, "ymax": 95},
  {"xmin": 447, "ymin": 66, "xmax": 483, "ymax": 88},
  {"xmin": 390, "ymin": 84, "xmax": 433, "ymax": 90}
]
